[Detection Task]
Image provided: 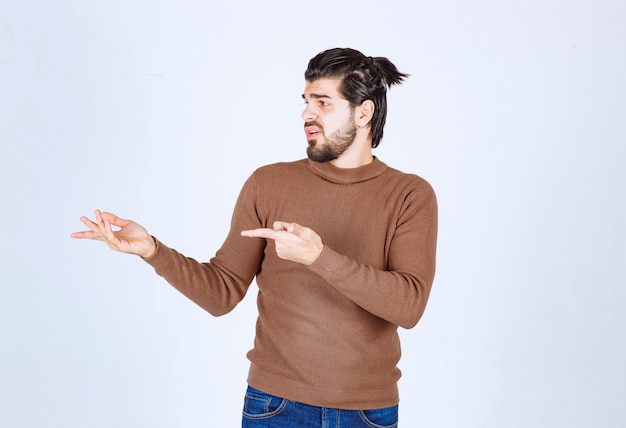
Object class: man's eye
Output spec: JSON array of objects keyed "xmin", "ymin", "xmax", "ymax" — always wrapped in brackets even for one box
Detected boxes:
[{"xmin": 321, "ymin": 101, "xmax": 329, "ymax": 107}]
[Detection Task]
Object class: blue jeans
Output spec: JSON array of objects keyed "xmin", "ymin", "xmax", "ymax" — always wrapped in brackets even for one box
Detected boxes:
[{"xmin": 241, "ymin": 386, "xmax": 399, "ymax": 428}]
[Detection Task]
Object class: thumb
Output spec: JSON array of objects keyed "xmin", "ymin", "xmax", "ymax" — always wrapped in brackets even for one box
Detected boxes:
[
  {"xmin": 287, "ymin": 222, "xmax": 308, "ymax": 237},
  {"xmin": 101, "ymin": 211, "xmax": 129, "ymax": 228},
  {"xmin": 272, "ymin": 221, "xmax": 292, "ymax": 232}
]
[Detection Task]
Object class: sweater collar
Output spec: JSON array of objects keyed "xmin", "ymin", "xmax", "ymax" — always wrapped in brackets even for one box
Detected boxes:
[{"xmin": 307, "ymin": 157, "xmax": 388, "ymax": 184}]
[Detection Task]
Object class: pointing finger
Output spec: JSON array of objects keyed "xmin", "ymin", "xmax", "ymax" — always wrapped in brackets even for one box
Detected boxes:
[{"xmin": 241, "ymin": 228, "xmax": 282, "ymax": 240}]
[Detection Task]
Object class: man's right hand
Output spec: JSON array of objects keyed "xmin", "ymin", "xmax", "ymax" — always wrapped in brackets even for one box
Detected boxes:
[{"xmin": 71, "ymin": 210, "xmax": 157, "ymax": 258}]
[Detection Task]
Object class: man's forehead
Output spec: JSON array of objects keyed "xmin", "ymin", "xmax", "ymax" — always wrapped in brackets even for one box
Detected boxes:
[{"xmin": 302, "ymin": 78, "xmax": 344, "ymax": 99}]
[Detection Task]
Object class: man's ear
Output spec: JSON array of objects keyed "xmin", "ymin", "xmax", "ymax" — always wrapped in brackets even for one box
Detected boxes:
[{"xmin": 354, "ymin": 100, "xmax": 375, "ymax": 127}]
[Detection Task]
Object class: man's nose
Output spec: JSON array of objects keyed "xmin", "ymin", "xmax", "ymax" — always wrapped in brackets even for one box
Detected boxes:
[{"xmin": 301, "ymin": 104, "xmax": 317, "ymax": 122}]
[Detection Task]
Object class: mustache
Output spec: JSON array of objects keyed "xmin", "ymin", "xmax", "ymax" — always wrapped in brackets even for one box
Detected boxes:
[{"xmin": 304, "ymin": 121, "xmax": 323, "ymax": 131}]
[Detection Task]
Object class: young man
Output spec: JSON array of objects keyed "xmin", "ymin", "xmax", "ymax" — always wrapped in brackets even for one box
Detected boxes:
[{"xmin": 72, "ymin": 47, "xmax": 438, "ymax": 427}]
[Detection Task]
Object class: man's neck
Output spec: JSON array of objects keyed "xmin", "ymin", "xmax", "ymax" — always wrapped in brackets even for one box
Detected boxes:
[
  {"xmin": 330, "ymin": 132, "xmax": 374, "ymax": 169},
  {"xmin": 330, "ymin": 151, "xmax": 374, "ymax": 169}
]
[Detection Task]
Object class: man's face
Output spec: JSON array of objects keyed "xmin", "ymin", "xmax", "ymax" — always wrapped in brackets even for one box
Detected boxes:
[{"xmin": 302, "ymin": 78, "xmax": 357, "ymax": 163}]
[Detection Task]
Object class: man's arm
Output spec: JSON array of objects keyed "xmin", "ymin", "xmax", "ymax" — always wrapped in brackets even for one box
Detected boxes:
[
  {"xmin": 72, "ymin": 174, "xmax": 267, "ymax": 317},
  {"xmin": 242, "ymin": 182, "xmax": 438, "ymax": 328}
]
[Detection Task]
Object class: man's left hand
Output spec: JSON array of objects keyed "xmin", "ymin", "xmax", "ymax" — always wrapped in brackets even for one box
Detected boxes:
[{"xmin": 241, "ymin": 221, "xmax": 323, "ymax": 266}]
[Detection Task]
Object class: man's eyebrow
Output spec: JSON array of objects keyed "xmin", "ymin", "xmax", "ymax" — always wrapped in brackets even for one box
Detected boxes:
[{"xmin": 302, "ymin": 93, "xmax": 332, "ymax": 100}]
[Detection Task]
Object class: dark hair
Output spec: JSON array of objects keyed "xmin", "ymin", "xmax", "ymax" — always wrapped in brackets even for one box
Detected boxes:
[{"xmin": 304, "ymin": 47, "xmax": 409, "ymax": 148}]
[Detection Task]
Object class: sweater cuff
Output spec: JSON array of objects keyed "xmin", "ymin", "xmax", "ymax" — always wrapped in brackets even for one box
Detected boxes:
[
  {"xmin": 140, "ymin": 236, "xmax": 168, "ymax": 267},
  {"xmin": 307, "ymin": 245, "xmax": 344, "ymax": 277}
]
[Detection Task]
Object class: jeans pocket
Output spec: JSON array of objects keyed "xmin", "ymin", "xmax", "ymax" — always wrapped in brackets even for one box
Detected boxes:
[
  {"xmin": 358, "ymin": 404, "xmax": 399, "ymax": 428},
  {"xmin": 242, "ymin": 386, "xmax": 288, "ymax": 419}
]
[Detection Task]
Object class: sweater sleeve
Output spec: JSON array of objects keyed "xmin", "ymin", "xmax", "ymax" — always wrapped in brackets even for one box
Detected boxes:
[
  {"xmin": 141, "ymin": 174, "xmax": 266, "ymax": 316},
  {"xmin": 307, "ymin": 180, "xmax": 438, "ymax": 329}
]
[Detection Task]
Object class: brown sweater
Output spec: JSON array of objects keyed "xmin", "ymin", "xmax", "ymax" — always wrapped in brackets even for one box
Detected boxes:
[{"xmin": 143, "ymin": 157, "xmax": 438, "ymax": 410}]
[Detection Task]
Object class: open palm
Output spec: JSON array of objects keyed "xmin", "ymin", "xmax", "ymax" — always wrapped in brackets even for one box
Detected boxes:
[{"xmin": 71, "ymin": 210, "xmax": 156, "ymax": 258}]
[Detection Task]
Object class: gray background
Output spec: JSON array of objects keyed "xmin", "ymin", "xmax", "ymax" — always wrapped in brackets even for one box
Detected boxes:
[{"xmin": 1, "ymin": 0, "xmax": 625, "ymax": 426}]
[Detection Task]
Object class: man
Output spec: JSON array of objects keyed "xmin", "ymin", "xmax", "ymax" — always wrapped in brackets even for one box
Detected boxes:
[{"xmin": 72, "ymin": 47, "xmax": 438, "ymax": 427}]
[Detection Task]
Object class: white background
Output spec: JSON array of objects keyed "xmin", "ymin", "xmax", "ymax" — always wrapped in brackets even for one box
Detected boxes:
[{"xmin": 1, "ymin": 0, "xmax": 625, "ymax": 427}]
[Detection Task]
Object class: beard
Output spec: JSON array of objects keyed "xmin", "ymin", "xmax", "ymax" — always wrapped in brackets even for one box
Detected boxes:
[{"xmin": 306, "ymin": 119, "xmax": 358, "ymax": 163}]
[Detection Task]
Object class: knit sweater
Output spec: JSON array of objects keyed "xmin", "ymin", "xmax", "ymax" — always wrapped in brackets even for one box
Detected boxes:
[{"xmin": 143, "ymin": 157, "xmax": 438, "ymax": 410}]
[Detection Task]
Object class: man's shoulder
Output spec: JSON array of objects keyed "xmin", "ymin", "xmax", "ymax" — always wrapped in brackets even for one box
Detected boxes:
[
  {"xmin": 253, "ymin": 159, "xmax": 309, "ymax": 177},
  {"xmin": 383, "ymin": 163, "xmax": 434, "ymax": 192}
]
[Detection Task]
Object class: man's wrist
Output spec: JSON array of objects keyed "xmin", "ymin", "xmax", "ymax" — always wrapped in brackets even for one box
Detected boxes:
[{"xmin": 140, "ymin": 236, "xmax": 158, "ymax": 259}]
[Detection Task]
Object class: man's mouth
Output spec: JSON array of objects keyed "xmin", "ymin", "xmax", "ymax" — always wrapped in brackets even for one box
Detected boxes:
[{"xmin": 304, "ymin": 124, "xmax": 321, "ymax": 141}]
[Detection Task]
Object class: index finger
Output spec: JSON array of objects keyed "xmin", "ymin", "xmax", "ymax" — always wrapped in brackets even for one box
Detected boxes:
[{"xmin": 241, "ymin": 228, "xmax": 283, "ymax": 240}]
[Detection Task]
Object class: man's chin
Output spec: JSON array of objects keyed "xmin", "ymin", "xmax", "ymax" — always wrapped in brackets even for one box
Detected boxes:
[{"xmin": 307, "ymin": 146, "xmax": 336, "ymax": 163}]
